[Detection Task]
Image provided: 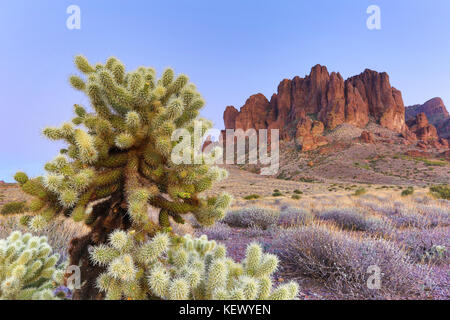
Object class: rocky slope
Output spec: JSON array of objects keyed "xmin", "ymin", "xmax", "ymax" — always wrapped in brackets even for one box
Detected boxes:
[{"xmin": 406, "ymin": 98, "xmax": 450, "ymax": 139}]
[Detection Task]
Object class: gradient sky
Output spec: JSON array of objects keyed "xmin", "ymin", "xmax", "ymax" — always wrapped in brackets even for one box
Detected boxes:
[{"xmin": 1, "ymin": 0, "xmax": 449, "ymax": 182}]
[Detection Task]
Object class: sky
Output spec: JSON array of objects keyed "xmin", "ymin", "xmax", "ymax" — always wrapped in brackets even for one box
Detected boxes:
[{"xmin": 0, "ymin": 0, "xmax": 449, "ymax": 182}]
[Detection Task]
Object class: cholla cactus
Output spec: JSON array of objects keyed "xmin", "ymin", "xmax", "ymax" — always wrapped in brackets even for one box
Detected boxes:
[
  {"xmin": 91, "ymin": 230, "xmax": 299, "ymax": 300},
  {"xmin": 0, "ymin": 231, "xmax": 64, "ymax": 300},
  {"xmin": 14, "ymin": 55, "xmax": 231, "ymax": 234}
]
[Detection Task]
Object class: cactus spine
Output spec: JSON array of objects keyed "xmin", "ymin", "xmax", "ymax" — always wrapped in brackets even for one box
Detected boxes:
[
  {"xmin": 15, "ymin": 55, "xmax": 231, "ymax": 234},
  {"xmin": 13, "ymin": 55, "xmax": 298, "ymax": 300},
  {"xmin": 0, "ymin": 231, "xmax": 64, "ymax": 300},
  {"xmin": 14, "ymin": 56, "xmax": 232, "ymax": 298},
  {"xmin": 91, "ymin": 230, "xmax": 299, "ymax": 300}
]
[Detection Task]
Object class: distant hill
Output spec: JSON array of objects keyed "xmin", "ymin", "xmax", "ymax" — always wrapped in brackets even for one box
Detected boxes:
[{"xmin": 406, "ymin": 97, "xmax": 450, "ymax": 139}]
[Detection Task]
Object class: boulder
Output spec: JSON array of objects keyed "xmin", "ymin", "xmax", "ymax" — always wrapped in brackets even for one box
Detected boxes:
[
  {"xmin": 406, "ymin": 112, "xmax": 439, "ymax": 141},
  {"xmin": 360, "ymin": 131, "xmax": 375, "ymax": 144}
]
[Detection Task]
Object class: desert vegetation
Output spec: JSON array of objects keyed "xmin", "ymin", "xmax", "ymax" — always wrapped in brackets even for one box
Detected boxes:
[
  {"xmin": 2, "ymin": 1, "xmax": 450, "ymax": 304},
  {"xmin": 430, "ymin": 185, "xmax": 450, "ymax": 200},
  {"xmin": 0, "ymin": 231, "xmax": 65, "ymax": 299},
  {"xmin": 0, "ymin": 56, "xmax": 299, "ymax": 300},
  {"xmin": 197, "ymin": 189, "xmax": 449, "ymax": 299},
  {"xmin": 1, "ymin": 201, "xmax": 27, "ymax": 215},
  {"xmin": 2, "ymin": 165, "xmax": 449, "ymax": 300}
]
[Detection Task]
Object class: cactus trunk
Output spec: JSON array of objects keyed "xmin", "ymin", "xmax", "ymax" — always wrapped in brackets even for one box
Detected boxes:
[{"xmin": 66, "ymin": 191, "xmax": 131, "ymax": 299}]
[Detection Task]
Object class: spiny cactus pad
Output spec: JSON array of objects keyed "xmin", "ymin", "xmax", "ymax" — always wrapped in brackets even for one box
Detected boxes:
[
  {"xmin": 0, "ymin": 231, "xmax": 64, "ymax": 300},
  {"xmin": 91, "ymin": 230, "xmax": 299, "ymax": 300},
  {"xmin": 15, "ymin": 55, "xmax": 232, "ymax": 233}
]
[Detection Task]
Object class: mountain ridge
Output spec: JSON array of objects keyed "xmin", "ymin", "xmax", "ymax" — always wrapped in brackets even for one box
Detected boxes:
[{"xmin": 223, "ymin": 65, "xmax": 448, "ymax": 151}]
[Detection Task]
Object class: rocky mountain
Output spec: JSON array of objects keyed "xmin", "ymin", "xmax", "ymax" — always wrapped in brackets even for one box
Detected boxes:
[
  {"xmin": 404, "ymin": 112, "xmax": 449, "ymax": 150},
  {"xmin": 406, "ymin": 112, "xmax": 438, "ymax": 141},
  {"xmin": 223, "ymin": 65, "xmax": 450, "ymax": 152},
  {"xmin": 224, "ymin": 65, "xmax": 408, "ymax": 149},
  {"xmin": 406, "ymin": 98, "xmax": 450, "ymax": 139}
]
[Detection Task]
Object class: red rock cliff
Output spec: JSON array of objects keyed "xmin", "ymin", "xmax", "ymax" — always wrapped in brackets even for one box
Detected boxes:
[
  {"xmin": 223, "ymin": 65, "xmax": 407, "ymax": 140},
  {"xmin": 406, "ymin": 98, "xmax": 450, "ymax": 139}
]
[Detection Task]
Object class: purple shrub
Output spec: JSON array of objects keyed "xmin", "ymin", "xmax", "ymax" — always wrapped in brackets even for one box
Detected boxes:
[
  {"xmin": 414, "ymin": 204, "xmax": 450, "ymax": 227},
  {"xmin": 358, "ymin": 201, "xmax": 395, "ymax": 216},
  {"xmin": 427, "ymin": 265, "xmax": 450, "ymax": 300},
  {"xmin": 53, "ymin": 286, "xmax": 73, "ymax": 300},
  {"xmin": 243, "ymin": 226, "xmax": 277, "ymax": 238},
  {"xmin": 272, "ymin": 224, "xmax": 431, "ymax": 299},
  {"xmin": 222, "ymin": 207, "xmax": 279, "ymax": 230},
  {"xmin": 197, "ymin": 222, "xmax": 233, "ymax": 240},
  {"xmin": 395, "ymin": 227, "xmax": 450, "ymax": 265},
  {"xmin": 314, "ymin": 208, "xmax": 392, "ymax": 235},
  {"xmin": 278, "ymin": 207, "xmax": 315, "ymax": 227},
  {"xmin": 376, "ymin": 202, "xmax": 446, "ymax": 229}
]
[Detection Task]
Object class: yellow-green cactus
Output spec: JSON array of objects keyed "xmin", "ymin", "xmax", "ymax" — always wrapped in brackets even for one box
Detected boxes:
[
  {"xmin": 0, "ymin": 231, "xmax": 64, "ymax": 300},
  {"xmin": 90, "ymin": 230, "xmax": 299, "ymax": 300},
  {"xmin": 14, "ymin": 55, "xmax": 232, "ymax": 234}
]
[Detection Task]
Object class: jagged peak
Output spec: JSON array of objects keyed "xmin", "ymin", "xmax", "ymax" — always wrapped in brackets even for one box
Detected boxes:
[
  {"xmin": 224, "ymin": 65, "xmax": 407, "ymax": 140},
  {"xmin": 310, "ymin": 64, "xmax": 329, "ymax": 74}
]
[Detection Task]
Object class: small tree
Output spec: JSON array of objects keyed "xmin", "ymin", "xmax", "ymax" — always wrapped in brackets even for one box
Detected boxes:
[{"xmin": 14, "ymin": 56, "xmax": 231, "ymax": 299}]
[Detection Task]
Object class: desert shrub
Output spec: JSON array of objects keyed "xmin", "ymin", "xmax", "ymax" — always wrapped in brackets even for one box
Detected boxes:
[
  {"xmin": 278, "ymin": 208, "xmax": 314, "ymax": 227},
  {"xmin": 273, "ymin": 189, "xmax": 280, "ymax": 193},
  {"xmin": 243, "ymin": 226, "xmax": 278, "ymax": 238},
  {"xmin": 1, "ymin": 201, "xmax": 27, "ymax": 215},
  {"xmin": 430, "ymin": 185, "xmax": 450, "ymax": 200},
  {"xmin": 359, "ymin": 200, "xmax": 420, "ymax": 227},
  {"xmin": 414, "ymin": 204, "xmax": 450, "ymax": 227},
  {"xmin": 291, "ymin": 194, "xmax": 301, "ymax": 200},
  {"xmin": 412, "ymin": 195, "xmax": 432, "ymax": 204},
  {"xmin": 91, "ymin": 231, "xmax": 299, "ymax": 300},
  {"xmin": 197, "ymin": 222, "xmax": 233, "ymax": 241},
  {"xmin": 354, "ymin": 188, "xmax": 367, "ymax": 196},
  {"xmin": 383, "ymin": 202, "xmax": 449, "ymax": 229},
  {"xmin": 299, "ymin": 177, "xmax": 315, "ymax": 183},
  {"xmin": 273, "ymin": 224, "xmax": 430, "ymax": 299},
  {"xmin": 272, "ymin": 192, "xmax": 283, "ymax": 197},
  {"xmin": 293, "ymin": 189, "xmax": 303, "ymax": 195},
  {"xmin": 401, "ymin": 187, "xmax": 414, "ymax": 197},
  {"xmin": 385, "ymin": 204, "xmax": 428, "ymax": 229},
  {"xmin": 0, "ymin": 231, "xmax": 65, "ymax": 300},
  {"xmin": 222, "ymin": 207, "xmax": 279, "ymax": 230},
  {"xmin": 315, "ymin": 208, "xmax": 391, "ymax": 234},
  {"xmin": 243, "ymin": 194, "xmax": 260, "ymax": 200},
  {"xmin": 421, "ymin": 159, "xmax": 447, "ymax": 167},
  {"xmin": 395, "ymin": 227, "xmax": 449, "ymax": 265}
]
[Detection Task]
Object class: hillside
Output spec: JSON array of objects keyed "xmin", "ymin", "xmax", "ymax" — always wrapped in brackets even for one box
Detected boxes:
[
  {"xmin": 406, "ymin": 97, "xmax": 450, "ymax": 139},
  {"xmin": 220, "ymin": 66, "xmax": 450, "ymax": 184}
]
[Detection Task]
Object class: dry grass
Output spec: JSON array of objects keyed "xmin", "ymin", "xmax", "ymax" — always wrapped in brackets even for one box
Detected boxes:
[
  {"xmin": 1, "ymin": 170, "xmax": 448, "ymax": 299},
  {"xmin": 203, "ymin": 186, "xmax": 449, "ymax": 299}
]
